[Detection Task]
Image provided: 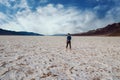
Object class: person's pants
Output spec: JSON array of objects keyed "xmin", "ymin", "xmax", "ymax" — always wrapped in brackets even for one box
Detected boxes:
[{"xmin": 66, "ymin": 41, "xmax": 71, "ymax": 49}]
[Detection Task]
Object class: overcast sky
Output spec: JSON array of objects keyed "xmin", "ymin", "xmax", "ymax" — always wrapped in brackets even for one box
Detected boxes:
[{"xmin": 0, "ymin": 0, "xmax": 120, "ymax": 35}]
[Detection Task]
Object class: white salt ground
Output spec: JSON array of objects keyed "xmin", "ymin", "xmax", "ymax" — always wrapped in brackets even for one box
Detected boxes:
[{"xmin": 0, "ymin": 36, "xmax": 120, "ymax": 80}]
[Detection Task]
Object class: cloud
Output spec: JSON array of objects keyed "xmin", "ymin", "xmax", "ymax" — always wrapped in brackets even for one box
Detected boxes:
[
  {"xmin": 0, "ymin": 12, "xmax": 7, "ymax": 19},
  {"xmin": 106, "ymin": 6, "xmax": 120, "ymax": 21},
  {"xmin": 0, "ymin": 5, "xmax": 98, "ymax": 34},
  {"xmin": 15, "ymin": 4, "xmax": 84, "ymax": 35},
  {"xmin": 0, "ymin": 0, "xmax": 120, "ymax": 35},
  {"xmin": 0, "ymin": 0, "xmax": 29, "ymax": 10},
  {"xmin": 0, "ymin": 12, "xmax": 7, "ymax": 24},
  {"xmin": 0, "ymin": 0, "xmax": 11, "ymax": 7}
]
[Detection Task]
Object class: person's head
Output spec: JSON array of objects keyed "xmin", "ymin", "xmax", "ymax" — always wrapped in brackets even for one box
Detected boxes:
[{"xmin": 68, "ymin": 33, "xmax": 70, "ymax": 35}]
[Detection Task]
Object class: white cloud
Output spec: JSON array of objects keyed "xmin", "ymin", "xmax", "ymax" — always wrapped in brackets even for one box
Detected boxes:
[
  {"xmin": 1, "ymin": 3, "xmax": 82, "ymax": 34},
  {"xmin": 0, "ymin": 12, "xmax": 7, "ymax": 19},
  {"xmin": 0, "ymin": 0, "xmax": 29, "ymax": 10},
  {"xmin": 0, "ymin": 12, "xmax": 13, "ymax": 25},
  {"xmin": 0, "ymin": 0, "xmax": 120, "ymax": 35},
  {"xmin": 14, "ymin": 4, "xmax": 84, "ymax": 35},
  {"xmin": 0, "ymin": 12, "xmax": 7, "ymax": 25},
  {"xmin": 106, "ymin": 6, "xmax": 120, "ymax": 21},
  {"xmin": 0, "ymin": 0, "xmax": 11, "ymax": 7},
  {"xmin": 0, "ymin": 5, "xmax": 99, "ymax": 34}
]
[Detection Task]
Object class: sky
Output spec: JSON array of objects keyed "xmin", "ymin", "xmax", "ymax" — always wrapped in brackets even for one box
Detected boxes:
[{"xmin": 0, "ymin": 0, "xmax": 120, "ymax": 35}]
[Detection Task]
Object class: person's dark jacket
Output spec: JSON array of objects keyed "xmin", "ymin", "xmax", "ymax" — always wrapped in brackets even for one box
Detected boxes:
[{"xmin": 67, "ymin": 35, "xmax": 71, "ymax": 41}]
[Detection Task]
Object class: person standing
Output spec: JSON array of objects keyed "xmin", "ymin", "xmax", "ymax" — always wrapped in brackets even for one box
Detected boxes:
[{"xmin": 66, "ymin": 33, "xmax": 72, "ymax": 49}]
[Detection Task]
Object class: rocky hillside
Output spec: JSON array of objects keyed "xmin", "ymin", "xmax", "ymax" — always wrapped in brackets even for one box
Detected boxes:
[{"xmin": 73, "ymin": 22, "xmax": 120, "ymax": 36}]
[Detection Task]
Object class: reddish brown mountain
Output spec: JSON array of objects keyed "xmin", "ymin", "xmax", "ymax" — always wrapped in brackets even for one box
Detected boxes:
[{"xmin": 73, "ymin": 22, "xmax": 120, "ymax": 36}]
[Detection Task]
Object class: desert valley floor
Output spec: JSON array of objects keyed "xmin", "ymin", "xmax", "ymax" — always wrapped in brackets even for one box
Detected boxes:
[{"xmin": 0, "ymin": 36, "xmax": 120, "ymax": 80}]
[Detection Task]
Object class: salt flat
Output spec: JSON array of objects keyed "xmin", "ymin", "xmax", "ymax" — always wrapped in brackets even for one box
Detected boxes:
[{"xmin": 0, "ymin": 36, "xmax": 120, "ymax": 80}]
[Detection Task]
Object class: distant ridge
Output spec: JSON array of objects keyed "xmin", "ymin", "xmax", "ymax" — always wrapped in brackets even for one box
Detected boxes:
[
  {"xmin": 73, "ymin": 22, "xmax": 120, "ymax": 36},
  {"xmin": 52, "ymin": 34, "xmax": 65, "ymax": 36},
  {"xmin": 0, "ymin": 28, "xmax": 44, "ymax": 36}
]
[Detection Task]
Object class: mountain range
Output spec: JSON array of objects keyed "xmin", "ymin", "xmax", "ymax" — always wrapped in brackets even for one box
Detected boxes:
[
  {"xmin": 0, "ymin": 29, "xmax": 43, "ymax": 36},
  {"xmin": 0, "ymin": 22, "xmax": 120, "ymax": 36},
  {"xmin": 73, "ymin": 22, "xmax": 120, "ymax": 36}
]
